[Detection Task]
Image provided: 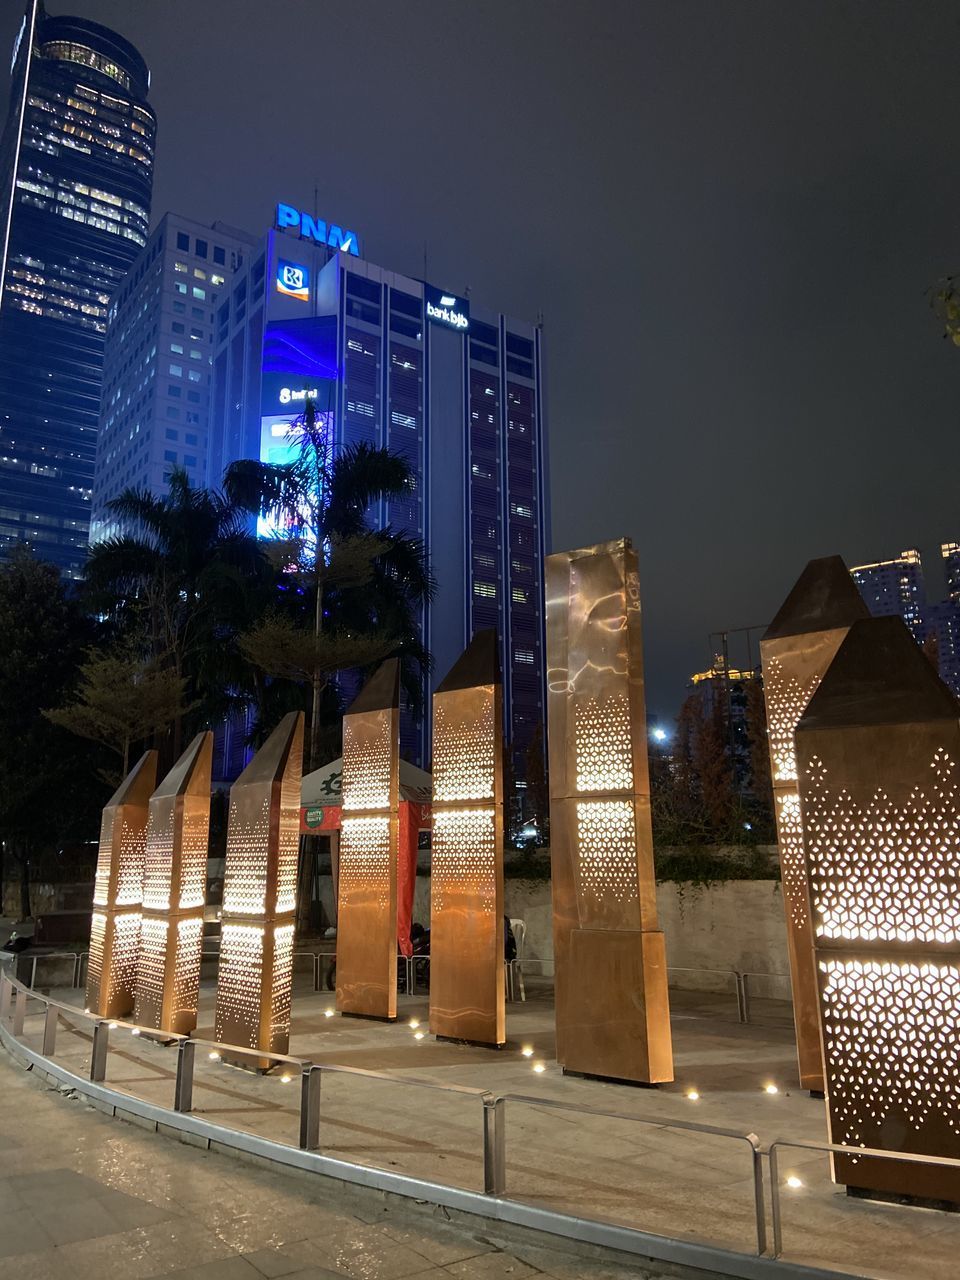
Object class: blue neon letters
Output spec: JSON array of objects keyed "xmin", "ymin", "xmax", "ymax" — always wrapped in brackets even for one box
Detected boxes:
[{"xmin": 276, "ymin": 203, "xmax": 360, "ymax": 256}]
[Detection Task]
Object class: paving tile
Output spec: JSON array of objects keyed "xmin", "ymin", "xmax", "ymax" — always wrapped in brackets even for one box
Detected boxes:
[
  {"xmin": 160, "ymin": 1257, "xmax": 266, "ymax": 1280},
  {"xmin": 241, "ymin": 1247, "xmax": 312, "ymax": 1277}
]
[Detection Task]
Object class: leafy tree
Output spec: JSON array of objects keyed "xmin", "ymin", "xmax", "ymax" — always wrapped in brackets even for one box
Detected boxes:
[
  {"xmin": 225, "ymin": 401, "xmax": 434, "ymax": 770},
  {"xmin": 0, "ymin": 549, "xmax": 105, "ymax": 915},
  {"xmin": 83, "ymin": 468, "xmax": 270, "ymax": 754},
  {"xmin": 44, "ymin": 640, "xmax": 189, "ymax": 783}
]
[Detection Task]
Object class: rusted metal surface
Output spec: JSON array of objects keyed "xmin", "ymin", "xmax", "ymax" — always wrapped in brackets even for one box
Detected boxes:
[
  {"xmin": 546, "ymin": 538, "xmax": 673, "ymax": 1084},
  {"xmin": 336, "ymin": 661, "xmax": 400, "ymax": 1020},
  {"xmin": 429, "ymin": 630, "xmax": 505, "ymax": 1046},
  {"xmin": 797, "ymin": 615, "xmax": 960, "ymax": 1203},
  {"xmin": 760, "ymin": 556, "xmax": 868, "ymax": 1092},
  {"xmin": 85, "ymin": 751, "xmax": 157, "ymax": 1018},
  {"xmin": 133, "ymin": 732, "xmax": 212, "ymax": 1036},
  {"xmin": 214, "ymin": 712, "xmax": 304, "ymax": 1064}
]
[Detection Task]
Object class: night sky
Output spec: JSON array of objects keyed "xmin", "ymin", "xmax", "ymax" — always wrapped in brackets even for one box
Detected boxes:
[{"xmin": 4, "ymin": 1, "xmax": 960, "ymax": 718}]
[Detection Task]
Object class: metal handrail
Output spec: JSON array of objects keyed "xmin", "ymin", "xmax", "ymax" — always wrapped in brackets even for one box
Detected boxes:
[
  {"xmin": 298, "ymin": 1060, "xmax": 500, "ymax": 1188},
  {"xmin": 499, "ymin": 1091, "xmax": 766, "ymax": 1256},
  {"xmin": 18, "ymin": 950, "xmax": 85, "ymax": 991},
  {"xmin": 767, "ymin": 1136, "xmax": 960, "ymax": 1260},
  {"xmin": 739, "ymin": 971, "xmax": 791, "ymax": 1024}
]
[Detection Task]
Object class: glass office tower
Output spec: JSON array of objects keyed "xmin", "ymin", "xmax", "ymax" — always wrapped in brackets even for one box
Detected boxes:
[
  {"xmin": 0, "ymin": 2, "xmax": 155, "ymax": 577},
  {"xmin": 208, "ymin": 218, "xmax": 549, "ymax": 781}
]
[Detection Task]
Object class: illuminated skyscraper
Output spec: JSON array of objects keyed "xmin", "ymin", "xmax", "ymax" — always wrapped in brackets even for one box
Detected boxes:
[
  {"xmin": 0, "ymin": 2, "xmax": 155, "ymax": 576},
  {"xmin": 208, "ymin": 203, "xmax": 550, "ymax": 773},
  {"xmin": 89, "ymin": 214, "xmax": 256, "ymax": 544}
]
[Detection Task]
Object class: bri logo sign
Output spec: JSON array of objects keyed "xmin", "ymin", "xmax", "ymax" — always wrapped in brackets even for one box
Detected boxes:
[
  {"xmin": 276, "ymin": 259, "xmax": 309, "ymax": 301},
  {"xmin": 276, "ymin": 202, "xmax": 360, "ymax": 256}
]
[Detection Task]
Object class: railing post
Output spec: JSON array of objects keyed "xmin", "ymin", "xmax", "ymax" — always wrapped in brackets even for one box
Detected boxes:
[
  {"xmin": 314, "ymin": 954, "xmax": 321, "ymax": 992},
  {"xmin": 737, "ymin": 971, "xmax": 750, "ymax": 1024},
  {"xmin": 13, "ymin": 986, "xmax": 27, "ymax": 1036},
  {"xmin": 29, "ymin": 954, "xmax": 38, "ymax": 990},
  {"xmin": 0, "ymin": 972, "xmax": 11, "ymax": 1020},
  {"xmin": 42, "ymin": 1004, "xmax": 58, "ymax": 1056},
  {"xmin": 482, "ymin": 1097, "xmax": 506, "ymax": 1195},
  {"xmin": 299, "ymin": 1064, "xmax": 321, "ymax": 1150},
  {"xmin": 769, "ymin": 1144, "xmax": 783, "ymax": 1259},
  {"xmin": 749, "ymin": 1138, "xmax": 768, "ymax": 1256},
  {"xmin": 90, "ymin": 1019, "xmax": 110, "ymax": 1082},
  {"xmin": 174, "ymin": 1038, "xmax": 196, "ymax": 1113}
]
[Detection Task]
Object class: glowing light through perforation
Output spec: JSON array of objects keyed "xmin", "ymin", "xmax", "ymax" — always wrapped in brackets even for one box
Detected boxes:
[
  {"xmin": 575, "ymin": 799, "xmax": 638, "ymax": 906},
  {"xmin": 765, "ymin": 655, "xmax": 820, "ymax": 784},
  {"xmin": 433, "ymin": 699, "xmax": 495, "ymax": 801},
  {"xmin": 820, "ymin": 959, "xmax": 960, "ymax": 1142},
  {"xmin": 432, "ymin": 808, "xmax": 496, "ymax": 914},
  {"xmin": 215, "ymin": 924, "xmax": 264, "ymax": 1048},
  {"xmin": 805, "ymin": 750, "xmax": 960, "ymax": 944},
  {"xmin": 222, "ymin": 797, "xmax": 270, "ymax": 915},
  {"xmin": 575, "ymin": 693, "xmax": 632, "ymax": 792},
  {"xmin": 339, "ymin": 816, "xmax": 391, "ymax": 908},
  {"xmin": 341, "ymin": 716, "xmax": 392, "ymax": 810}
]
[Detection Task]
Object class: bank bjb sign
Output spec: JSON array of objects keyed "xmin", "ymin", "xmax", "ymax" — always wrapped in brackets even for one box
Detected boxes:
[
  {"xmin": 276, "ymin": 202, "xmax": 360, "ymax": 256},
  {"xmin": 425, "ymin": 284, "xmax": 469, "ymax": 332}
]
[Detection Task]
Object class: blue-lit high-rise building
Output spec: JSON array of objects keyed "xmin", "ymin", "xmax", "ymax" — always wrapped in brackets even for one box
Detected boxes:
[
  {"xmin": 0, "ymin": 2, "xmax": 155, "ymax": 577},
  {"xmin": 207, "ymin": 202, "xmax": 549, "ymax": 777}
]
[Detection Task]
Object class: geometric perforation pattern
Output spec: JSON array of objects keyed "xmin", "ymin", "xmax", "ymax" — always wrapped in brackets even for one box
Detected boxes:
[
  {"xmin": 575, "ymin": 692, "xmax": 633, "ymax": 792},
  {"xmin": 821, "ymin": 958, "xmax": 960, "ymax": 1144},
  {"xmin": 575, "ymin": 799, "xmax": 638, "ymax": 906},
  {"xmin": 339, "ymin": 815, "xmax": 391, "ymax": 909},
  {"xmin": 805, "ymin": 749, "xmax": 960, "ymax": 944},
  {"xmin": 342, "ymin": 716, "xmax": 391, "ymax": 810},
  {"xmin": 433, "ymin": 698, "xmax": 495, "ymax": 801},
  {"xmin": 432, "ymin": 808, "xmax": 496, "ymax": 914}
]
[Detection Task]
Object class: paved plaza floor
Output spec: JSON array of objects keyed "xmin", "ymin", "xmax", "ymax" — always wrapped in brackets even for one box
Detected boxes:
[{"xmin": 5, "ymin": 972, "xmax": 960, "ymax": 1279}]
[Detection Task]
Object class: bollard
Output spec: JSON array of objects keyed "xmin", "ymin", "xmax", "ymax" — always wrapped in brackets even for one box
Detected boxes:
[
  {"xmin": 174, "ymin": 1038, "xmax": 196, "ymax": 1112},
  {"xmin": 13, "ymin": 986, "xmax": 27, "ymax": 1036},
  {"xmin": 0, "ymin": 972, "xmax": 11, "ymax": 1020},
  {"xmin": 482, "ymin": 1096, "xmax": 506, "ymax": 1196},
  {"xmin": 299, "ymin": 1065, "xmax": 321, "ymax": 1150},
  {"xmin": 42, "ymin": 1004, "xmax": 58, "ymax": 1056},
  {"xmin": 90, "ymin": 1019, "xmax": 110, "ymax": 1082}
]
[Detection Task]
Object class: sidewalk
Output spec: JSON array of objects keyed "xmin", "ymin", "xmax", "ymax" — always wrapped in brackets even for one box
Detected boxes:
[{"xmin": 0, "ymin": 1047, "xmax": 709, "ymax": 1280}]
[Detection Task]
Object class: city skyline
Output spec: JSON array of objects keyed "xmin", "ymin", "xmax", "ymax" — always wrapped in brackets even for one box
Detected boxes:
[{"xmin": 3, "ymin": 1, "xmax": 960, "ymax": 714}]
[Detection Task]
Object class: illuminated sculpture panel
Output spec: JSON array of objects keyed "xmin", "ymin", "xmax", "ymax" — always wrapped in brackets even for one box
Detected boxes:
[
  {"xmin": 214, "ymin": 711, "xmax": 303, "ymax": 1063},
  {"xmin": 796, "ymin": 616, "xmax": 960, "ymax": 1203},
  {"xmin": 85, "ymin": 751, "xmax": 158, "ymax": 1018},
  {"xmin": 336, "ymin": 660, "xmax": 400, "ymax": 1019},
  {"xmin": 133, "ymin": 732, "xmax": 212, "ymax": 1035},
  {"xmin": 546, "ymin": 538, "xmax": 673, "ymax": 1084},
  {"xmin": 429, "ymin": 630, "xmax": 505, "ymax": 1046},
  {"xmin": 759, "ymin": 556, "xmax": 868, "ymax": 1092}
]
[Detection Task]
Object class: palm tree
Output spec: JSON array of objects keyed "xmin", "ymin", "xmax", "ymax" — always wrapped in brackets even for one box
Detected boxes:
[
  {"xmin": 83, "ymin": 468, "xmax": 271, "ymax": 755},
  {"xmin": 224, "ymin": 400, "xmax": 434, "ymax": 770}
]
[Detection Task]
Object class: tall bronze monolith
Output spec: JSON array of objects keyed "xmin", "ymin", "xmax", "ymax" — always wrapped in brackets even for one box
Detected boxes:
[
  {"xmin": 86, "ymin": 751, "xmax": 157, "ymax": 1018},
  {"xmin": 797, "ymin": 616, "xmax": 960, "ymax": 1203},
  {"xmin": 546, "ymin": 538, "xmax": 673, "ymax": 1084},
  {"xmin": 133, "ymin": 732, "xmax": 212, "ymax": 1035},
  {"xmin": 336, "ymin": 660, "xmax": 400, "ymax": 1019},
  {"xmin": 760, "ymin": 556, "xmax": 869, "ymax": 1092},
  {"xmin": 214, "ymin": 712, "xmax": 304, "ymax": 1063},
  {"xmin": 429, "ymin": 630, "xmax": 505, "ymax": 1046}
]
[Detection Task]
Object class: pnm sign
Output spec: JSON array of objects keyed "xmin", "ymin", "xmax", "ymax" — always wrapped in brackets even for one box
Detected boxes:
[{"xmin": 276, "ymin": 202, "xmax": 360, "ymax": 256}]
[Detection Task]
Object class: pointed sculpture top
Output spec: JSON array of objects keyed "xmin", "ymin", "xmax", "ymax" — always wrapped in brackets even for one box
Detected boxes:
[
  {"xmin": 105, "ymin": 749, "xmax": 158, "ymax": 811},
  {"xmin": 436, "ymin": 628, "xmax": 500, "ymax": 695},
  {"xmin": 233, "ymin": 710, "xmax": 304, "ymax": 790},
  {"xmin": 346, "ymin": 657, "xmax": 400, "ymax": 716},
  {"xmin": 798, "ymin": 615, "xmax": 958, "ymax": 731},
  {"xmin": 763, "ymin": 555, "xmax": 870, "ymax": 642},
  {"xmin": 151, "ymin": 731, "xmax": 212, "ymax": 800}
]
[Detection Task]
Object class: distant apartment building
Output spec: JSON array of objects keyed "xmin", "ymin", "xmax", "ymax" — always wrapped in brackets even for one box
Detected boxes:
[
  {"xmin": 851, "ymin": 544, "xmax": 960, "ymax": 698},
  {"xmin": 687, "ymin": 654, "xmax": 756, "ymax": 784},
  {"xmin": 89, "ymin": 214, "xmax": 257, "ymax": 542},
  {"xmin": 850, "ymin": 548, "xmax": 926, "ymax": 639}
]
